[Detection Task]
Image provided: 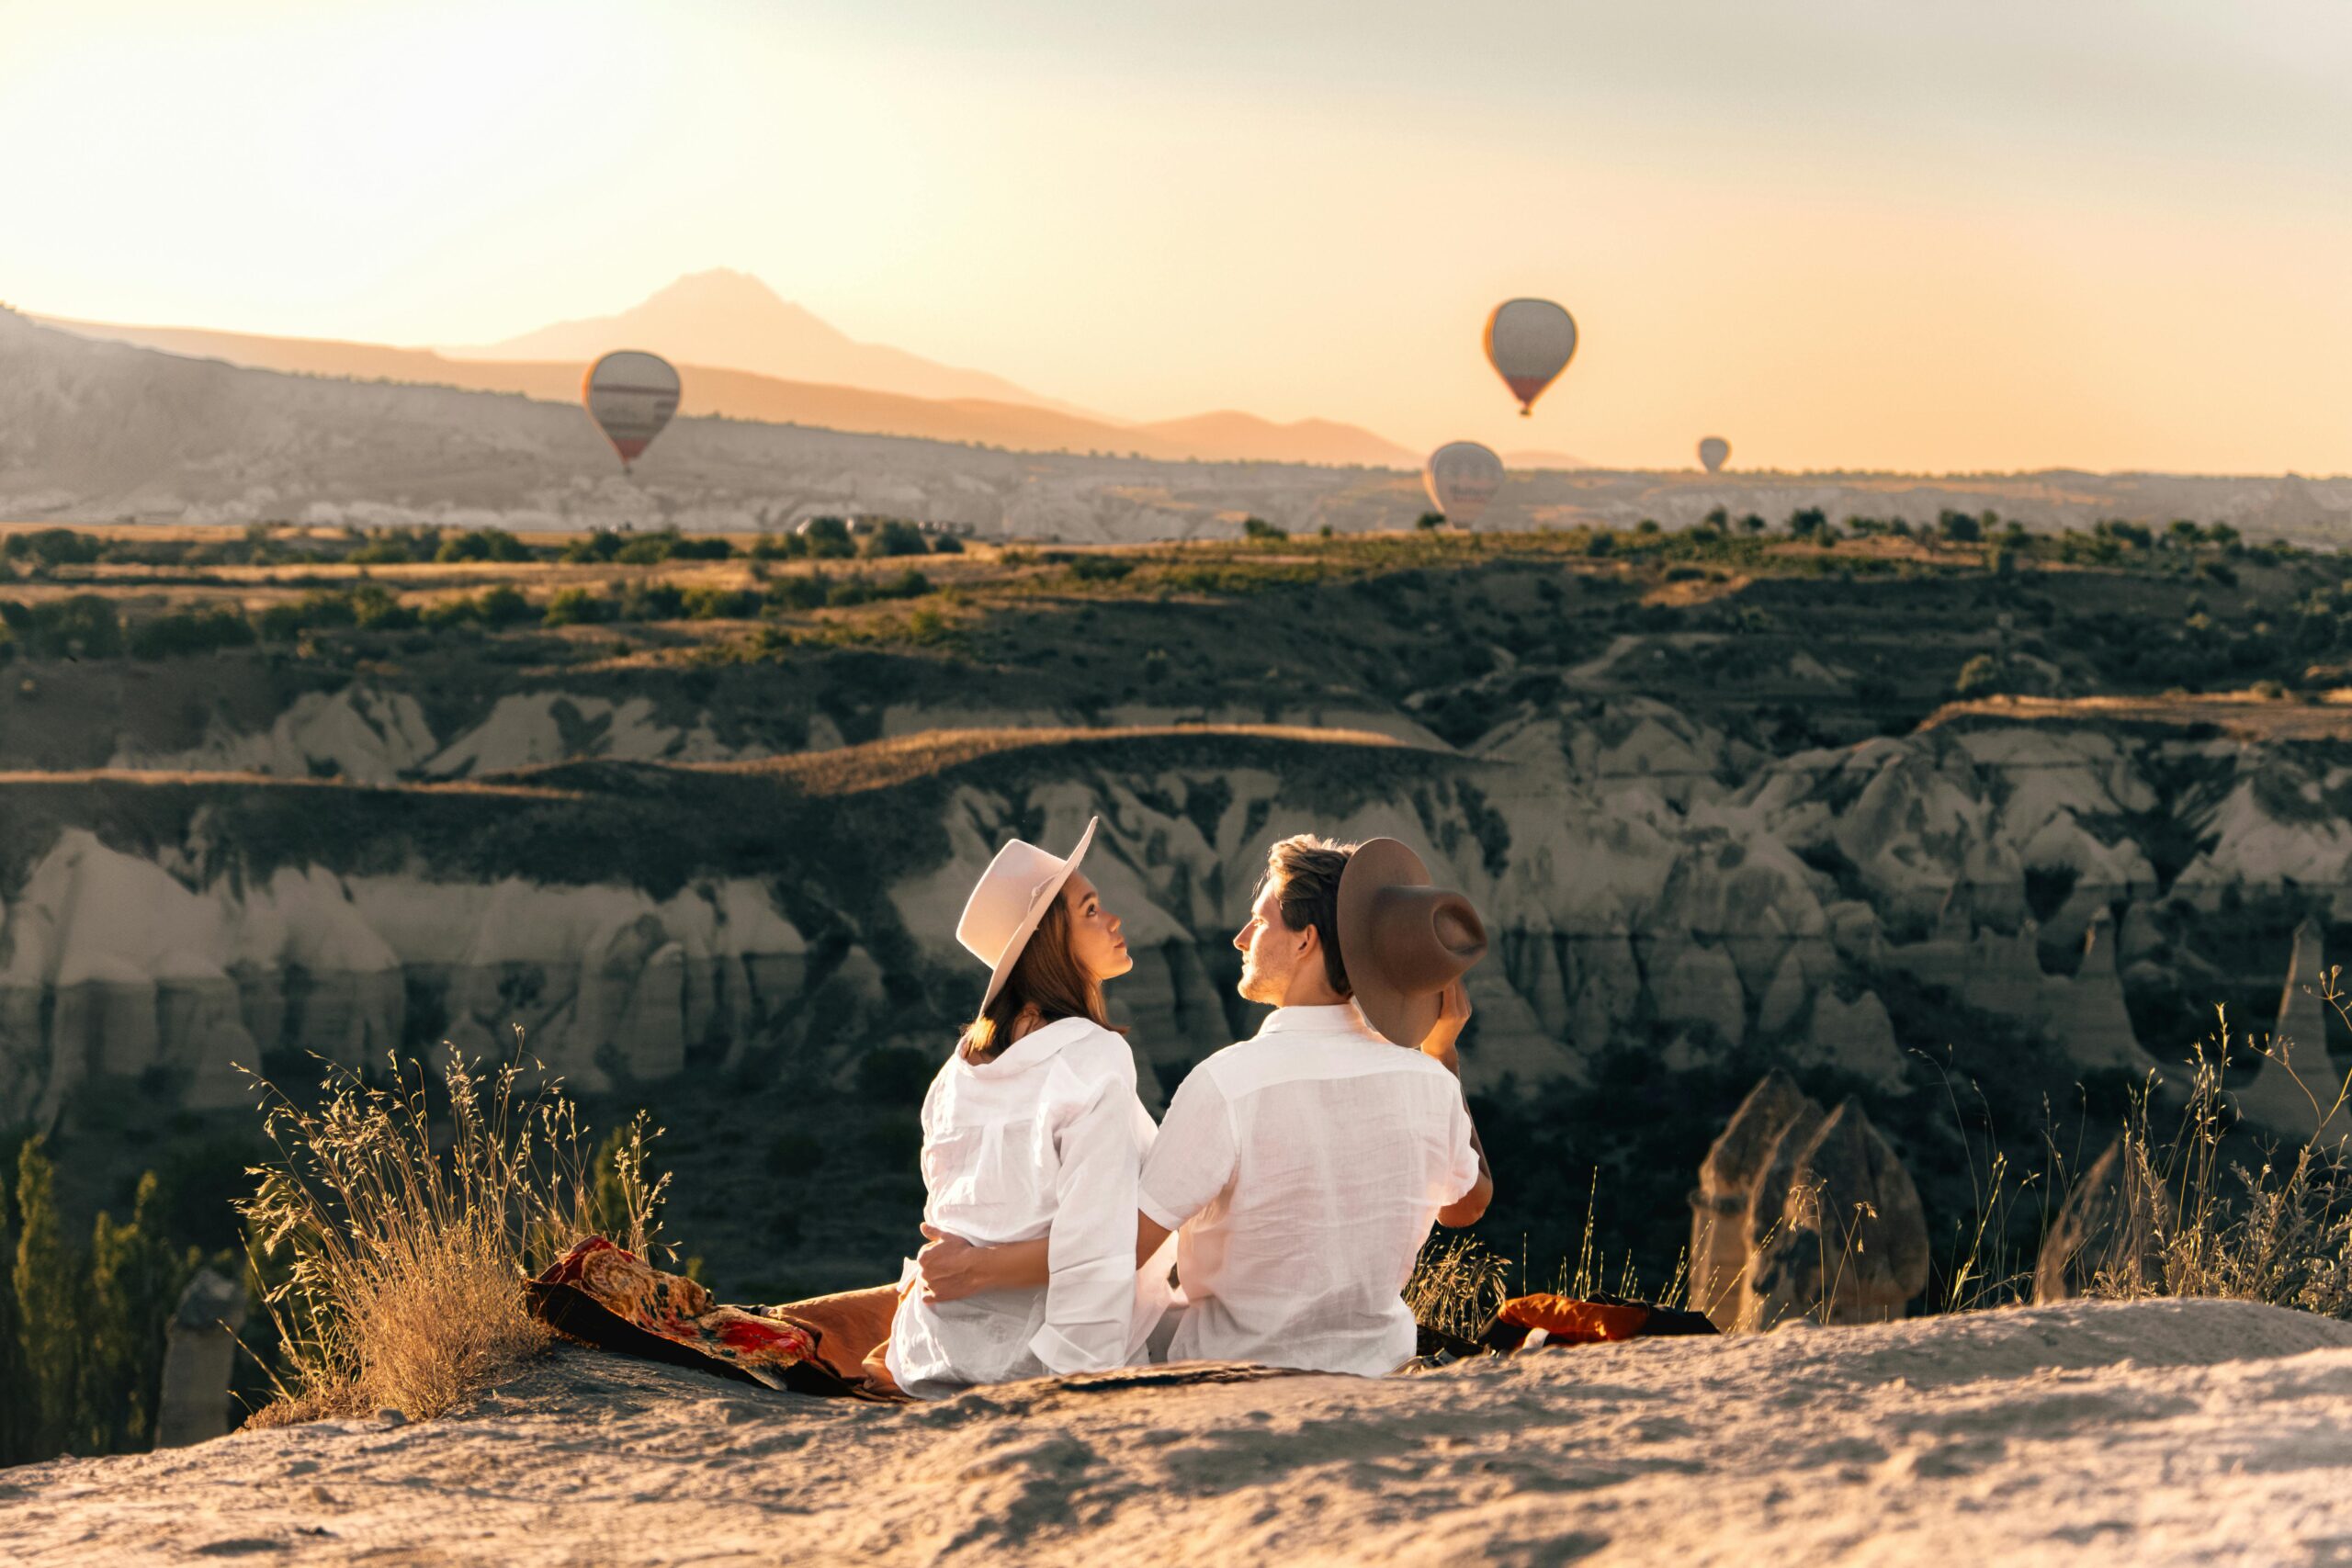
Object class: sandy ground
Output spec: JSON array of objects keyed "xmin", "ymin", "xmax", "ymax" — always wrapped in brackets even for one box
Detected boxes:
[{"xmin": 10, "ymin": 1298, "xmax": 2352, "ymax": 1565}]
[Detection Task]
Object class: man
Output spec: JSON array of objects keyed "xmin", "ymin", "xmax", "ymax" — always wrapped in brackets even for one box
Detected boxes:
[
  {"xmin": 1133, "ymin": 833, "xmax": 1492, "ymax": 1376},
  {"xmin": 916, "ymin": 833, "xmax": 1493, "ymax": 1377}
]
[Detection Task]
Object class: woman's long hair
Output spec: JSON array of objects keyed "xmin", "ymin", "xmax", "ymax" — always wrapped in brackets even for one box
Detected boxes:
[{"xmin": 958, "ymin": 890, "xmax": 1121, "ymax": 1062}]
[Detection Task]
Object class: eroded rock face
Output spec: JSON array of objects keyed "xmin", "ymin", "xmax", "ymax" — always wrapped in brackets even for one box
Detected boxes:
[
  {"xmin": 0, "ymin": 831, "xmax": 811, "ymax": 1122},
  {"xmin": 1690, "ymin": 1070, "xmax": 1820, "ymax": 1329},
  {"xmin": 17, "ymin": 700, "xmax": 2352, "ymax": 1137}
]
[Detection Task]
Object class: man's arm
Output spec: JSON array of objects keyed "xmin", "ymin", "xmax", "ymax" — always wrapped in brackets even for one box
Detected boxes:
[{"xmin": 1422, "ymin": 980, "xmax": 1494, "ymax": 1228}]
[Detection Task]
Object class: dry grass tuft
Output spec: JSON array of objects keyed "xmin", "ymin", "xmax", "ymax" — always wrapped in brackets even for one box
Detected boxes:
[
  {"xmin": 2088, "ymin": 1005, "xmax": 2352, "ymax": 1316},
  {"xmin": 1406, "ymin": 1235, "xmax": 1512, "ymax": 1342},
  {"xmin": 239, "ymin": 1043, "xmax": 667, "ymax": 1424}
]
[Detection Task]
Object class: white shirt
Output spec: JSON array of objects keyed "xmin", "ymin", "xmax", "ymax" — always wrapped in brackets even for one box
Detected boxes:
[
  {"xmin": 1139, "ymin": 1003, "xmax": 1481, "ymax": 1378},
  {"xmin": 885, "ymin": 1016, "xmax": 1172, "ymax": 1399}
]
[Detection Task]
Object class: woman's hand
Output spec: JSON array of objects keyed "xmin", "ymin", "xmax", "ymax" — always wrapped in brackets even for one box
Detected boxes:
[
  {"xmin": 916, "ymin": 1225, "xmax": 987, "ymax": 1303},
  {"xmin": 1421, "ymin": 978, "xmax": 1473, "ymax": 1073}
]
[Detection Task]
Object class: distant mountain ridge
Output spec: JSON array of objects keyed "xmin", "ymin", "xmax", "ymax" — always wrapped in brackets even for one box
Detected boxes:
[
  {"xmin": 453, "ymin": 269, "xmax": 1103, "ymax": 419},
  {"xmin": 39, "ymin": 314, "xmax": 1419, "ymax": 468}
]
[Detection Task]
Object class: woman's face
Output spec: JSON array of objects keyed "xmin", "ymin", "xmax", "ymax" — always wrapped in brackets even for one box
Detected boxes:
[{"xmin": 1062, "ymin": 871, "xmax": 1132, "ymax": 983}]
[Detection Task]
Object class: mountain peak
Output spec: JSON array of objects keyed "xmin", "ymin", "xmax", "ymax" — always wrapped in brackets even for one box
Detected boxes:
[
  {"xmin": 641, "ymin": 267, "xmax": 797, "ymax": 314},
  {"xmin": 455, "ymin": 271, "xmax": 1095, "ymax": 417}
]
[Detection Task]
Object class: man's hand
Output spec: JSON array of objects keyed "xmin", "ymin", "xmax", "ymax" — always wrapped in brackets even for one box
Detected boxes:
[{"xmin": 1421, "ymin": 978, "xmax": 1473, "ymax": 1074}]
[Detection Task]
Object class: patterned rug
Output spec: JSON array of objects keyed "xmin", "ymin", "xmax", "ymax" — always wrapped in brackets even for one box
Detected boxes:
[{"xmin": 527, "ymin": 1236, "xmax": 889, "ymax": 1399}]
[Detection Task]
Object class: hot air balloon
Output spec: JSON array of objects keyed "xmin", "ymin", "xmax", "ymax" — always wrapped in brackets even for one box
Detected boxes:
[
  {"xmin": 582, "ymin": 351, "xmax": 681, "ymax": 472},
  {"xmin": 1423, "ymin": 441, "xmax": 1504, "ymax": 529},
  {"xmin": 1698, "ymin": 436, "xmax": 1730, "ymax": 474},
  {"xmin": 1484, "ymin": 299, "xmax": 1577, "ymax": 416}
]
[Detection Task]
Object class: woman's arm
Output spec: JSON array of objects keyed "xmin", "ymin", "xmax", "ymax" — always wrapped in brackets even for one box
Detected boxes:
[
  {"xmin": 1031, "ymin": 1065, "xmax": 1151, "ymax": 1374},
  {"xmin": 917, "ymin": 1226, "xmax": 1049, "ymax": 1302}
]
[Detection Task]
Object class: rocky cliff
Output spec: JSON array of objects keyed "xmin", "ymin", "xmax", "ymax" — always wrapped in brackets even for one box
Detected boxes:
[{"xmin": 7, "ymin": 696, "xmax": 2350, "ymax": 1149}]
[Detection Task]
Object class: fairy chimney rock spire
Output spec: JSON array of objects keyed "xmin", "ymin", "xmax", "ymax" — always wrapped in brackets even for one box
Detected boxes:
[{"xmin": 2233, "ymin": 919, "xmax": 2351, "ymax": 1144}]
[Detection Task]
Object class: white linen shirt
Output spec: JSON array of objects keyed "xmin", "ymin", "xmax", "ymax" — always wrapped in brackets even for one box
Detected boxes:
[
  {"xmin": 884, "ymin": 1016, "xmax": 1170, "ymax": 1399},
  {"xmin": 1138, "ymin": 1003, "xmax": 1481, "ymax": 1378}
]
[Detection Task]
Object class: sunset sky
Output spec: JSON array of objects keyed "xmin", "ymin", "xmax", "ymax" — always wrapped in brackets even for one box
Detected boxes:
[{"xmin": 2, "ymin": 0, "xmax": 2346, "ymax": 472}]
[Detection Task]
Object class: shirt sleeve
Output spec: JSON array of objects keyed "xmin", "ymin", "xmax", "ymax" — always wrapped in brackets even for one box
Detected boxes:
[
  {"xmin": 1138, "ymin": 1064, "xmax": 1238, "ymax": 1232},
  {"xmin": 1027, "ymin": 1041, "xmax": 1150, "ymax": 1376}
]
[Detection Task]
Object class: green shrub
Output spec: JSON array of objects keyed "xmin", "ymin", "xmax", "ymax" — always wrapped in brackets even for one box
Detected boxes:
[
  {"xmin": 475, "ymin": 585, "xmax": 534, "ymax": 627},
  {"xmin": 1241, "ymin": 516, "xmax": 1286, "ymax": 540},
  {"xmin": 1954, "ymin": 653, "xmax": 2016, "ymax": 697},
  {"xmin": 929, "ymin": 535, "xmax": 965, "ymax": 555},
  {"xmin": 129, "ymin": 607, "xmax": 257, "ymax": 659},
  {"xmin": 763, "ymin": 575, "xmax": 830, "ymax": 613},
  {"xmin": 1416, "ymin": 513, "xmax": 1445, "ymax": 532},
  {"xmin": 666, "ymin": 533, "xmax": 734, "ymax": 561},
  {"xmin": 1, "ymin": 528, "xmax": 104, "ymax": 567},
  {"xmin": 562, "ymin": 529, "xmax": 627, "ymax": 564},
  {"xmin": 1069, "ymin": 555, "xmax": 1132, "ymax": 582},
  {"xmin": 434, "ymin": 528, "xmax": 529, "ymax": 564},
  {"xmin": 750, "ymin": 532, "xmax": 807, "ymax": 560},
  {"xmin": 543, "ymin": 587, "xmax": 612, "ymax": 626},
  {"xmin": 348, "ymin": 585, "xmax": 418, "ymax": 631},
  {"xmin": 857, "ymin": 520, "xmax": 930, "ymax": 558},
  {"xmin": 0, "ymin": 594, "xmax": 123, "ymax": 658},
  {"xmin": 797, "ymin": 518, "xmax": 854, "ymax": 559},
  {"xmin": 421, "ymin": 597, "xmax": 479, "ymax": 630},
  {"xmin": 616, "ymin": 581, "xmax": 685, "ymax": 622},
  {"xmin": 681, "ymin": 586, "xmax": 759, "ymax": 620}
]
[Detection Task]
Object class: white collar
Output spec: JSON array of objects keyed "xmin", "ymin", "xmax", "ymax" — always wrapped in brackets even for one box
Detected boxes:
[
  {"xmin": 1255, "ymin": 1002, "xmax": 1375, "ymax": 1038},
  {"xmin": 960, "ymin": 1013, "xmax": 1099, "ymax": 1074}
]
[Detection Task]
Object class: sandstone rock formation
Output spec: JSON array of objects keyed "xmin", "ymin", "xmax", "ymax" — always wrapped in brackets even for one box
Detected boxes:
[
  {"xmin": 1689, "ymin": 1069, "xmax": 1817, "ymax": 1329},
  {"xmin": 2230, "ymin": 919, "xmax": 2351, "ymax": 1142},
  {"xmin": 1690, "ymin": 1075, "xmax": 1930, "ymax": 1332},
  {"xmin": 1743, "ymin": 1099, "xmax": 1930, "ymax": 1331},
  {"xmin": 154, "ymin": 1268, "xmax": 247, "ymax": 1449}
]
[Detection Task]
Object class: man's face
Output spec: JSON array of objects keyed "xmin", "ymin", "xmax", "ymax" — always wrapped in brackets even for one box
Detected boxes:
[{"xmin": 1234, "ymin": 879, "xmax": 1305, "ymax": 1004}]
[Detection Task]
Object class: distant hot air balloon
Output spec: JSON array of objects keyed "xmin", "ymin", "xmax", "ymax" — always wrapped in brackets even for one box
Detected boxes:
[
  {"xmin": 582, "ymin": 351, "xmax": 681, "ymax": 472},
  {"xmin": 1423, "ymin": 441, "xmax": 1504, "ymax": 529},
  {"xmin": 1484, "ymin": 299, "xmax": 1577, "ymax": 416},
  {"xmin": 1699, "ymin": 436, "xmax": 1731, "ymax": 474}
]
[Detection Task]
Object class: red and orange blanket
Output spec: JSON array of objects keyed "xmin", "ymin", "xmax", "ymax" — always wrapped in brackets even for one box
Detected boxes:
[{"xmin": 528, "ymin": 1236, "xmax": 895, "ymax": 1399}]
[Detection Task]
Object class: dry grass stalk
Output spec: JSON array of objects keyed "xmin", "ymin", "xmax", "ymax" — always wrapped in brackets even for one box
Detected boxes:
[
  {"xmin": 1406, "ymin": 1235, "xmax": 1512, "ymax": 1341},
  {"xmin": 238, "ymin": 1041, "xmax": 667, "ymax": 1424},
  {"xmin": 2088, "ymin": 996, "xmax": 2352, "ymax": 1317}
]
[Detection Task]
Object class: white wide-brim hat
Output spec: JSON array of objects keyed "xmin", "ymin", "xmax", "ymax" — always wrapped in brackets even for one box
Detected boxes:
[{"xmin": 957, "ymin": 816, "xmax": 1100, "ymax": 1015}]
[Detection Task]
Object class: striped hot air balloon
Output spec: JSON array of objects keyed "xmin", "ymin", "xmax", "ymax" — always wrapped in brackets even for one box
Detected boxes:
[
  {"xmin": 1423, "ymin": 441, "xmax": 1504, "ymax": 529},
  {"xmin": 1483, "ymin": 299, "xmax": 1577, "ymax": 416},
  {"xmin": 1699, "ymin": 436, "xmax": 1731, "ymax": 474},
  {"xmin": 582, "ymin": 351, "xmax": 681, "ymax": 472}
]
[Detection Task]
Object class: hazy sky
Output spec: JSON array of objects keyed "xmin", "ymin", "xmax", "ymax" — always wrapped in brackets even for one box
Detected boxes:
[{"xmin": 3, "ymin": 0, "xmax": 2347, "ymax": 471}]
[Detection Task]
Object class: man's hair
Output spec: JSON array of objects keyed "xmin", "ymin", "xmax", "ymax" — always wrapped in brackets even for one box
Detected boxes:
[{"xmin": 1262, "ymin": 834, "xmax": 1357, "ymax": 997}]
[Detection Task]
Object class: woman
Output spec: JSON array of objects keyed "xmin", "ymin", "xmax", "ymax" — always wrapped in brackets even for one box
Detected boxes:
[{"xmin": 784, "ymin": 816, "xmax": 1171, "ymax": 1398}]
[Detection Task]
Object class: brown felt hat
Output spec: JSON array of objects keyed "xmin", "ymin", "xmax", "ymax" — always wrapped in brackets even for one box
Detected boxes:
[{"xmin": 1336, "ymin": 838, "xmax": 1487, "ymax": 1049}]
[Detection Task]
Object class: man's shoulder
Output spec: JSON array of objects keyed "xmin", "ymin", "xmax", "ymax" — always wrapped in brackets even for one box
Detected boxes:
[{"xmin": 1190, "ymin": 1022, "xmax": 1454, "ymax": 1100}]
